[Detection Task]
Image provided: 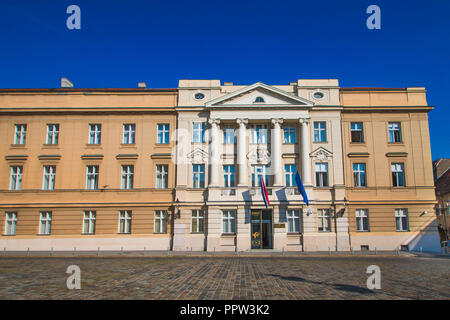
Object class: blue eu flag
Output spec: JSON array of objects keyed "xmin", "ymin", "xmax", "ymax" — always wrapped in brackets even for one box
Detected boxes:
[{"xmin": 295, "ymin": 171, "xmax": 309, "ymax": 206}]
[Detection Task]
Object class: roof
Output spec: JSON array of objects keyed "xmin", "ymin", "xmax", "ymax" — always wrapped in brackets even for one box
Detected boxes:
[{"xmin": 436, "ymin": 168, "xmax": 450, "ymax": 196}]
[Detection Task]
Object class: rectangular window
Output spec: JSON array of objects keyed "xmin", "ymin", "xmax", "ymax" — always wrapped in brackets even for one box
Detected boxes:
[
  {"xmin": 285, "ymin": 164, "xmax": 297, "ymax": 187},
  {"xmin": 82, "ymin": 211, "xmax": 96, "ymax": 234},
  {"xmin": 350, "ymin": 122, "xmax": 364, "ymax": 143},
  {"xmin": 39, "ymin": 211, "xmax": 52, "ymax": 235},
  {"xmin": 9, "ymin": 166, "xmax": 23, "ymax": 190},
  {"xmin": 191, "ymin": 210, "xmax": 204, "ymax": 233},
  {"xmin": 318, "ymin": 209, "xmax": 331, "ymax": 232},
  {"xmin": 353, "ymin": 163, "xmax": 367, "ymax": 187},
  {"xmin": 313, "ymin": 121, "xmax": 326, "ymax": 142},
  {"xmin": 14, "ymin": 124, "xmax": 27, "ymax": 145},
  {"xmin": 250, "ymin": 124, "xmax": 268, "ymax": 144},
  {"xmin": 46, "ymin": 124, "xmax": 59, "ymax": 144},
  {"xmin": 157, "ymin": 124, "xmax": 170, "ymax": 144},
  {"xmin": 193, "ymin": 164, "xmax": 205, "ymax": 188},
  {"xmin": 283, "ymin": 127, "xmax": 296, "ymax": 144},
  {"xmin": 86, "ymin": 165, "xmax": 99, "ymax": 190},
  {"xmin": 252, "ymin": 165, "xmax": 269, "ymax": 187},
  {"xmin": 222, "ymin": 210, "xmax": 236, "ymax": 234},
  {"xmin": 156, "ymin": 164, "xmax": 168, "ymax": 189},
  {"xmin": 122, "ymin": 124, "xmax": 136, "ymax": 144},
  {"xmin": 223, "ymin": 126, "xmax": 235, "ymax": 144},
  {"xmin": 392, "ymin": 163, "xmax": 405, "ymax": 187},
  {"xmin": 223, "ymin": 165, "xmax": 235, "ymax": 187},
  {"xmin": 118, "ymin": 210, "xmax": 132, "ymax": 234},
  {"xmin": 388, "ymin": 122, "xmax": 402, "ymax": 143},
  {"xmin": 315, "ymin": 163, "xmax": 328, "ymax": 187},
  {"xmin": 395, "ymin": 209, "xmax": 409, "ymax": 231},
  {"xmin": 287, "ymin": 209, "xmax": 300, "ymax": 233},
  {"xmin": 4, "ymin": 212, "xmax": 18, "ymax": 236},
  {"xmin": 355, "ymin": 209, "xmax": 369, "ymax": 232},
  {"xmin": 154, "ymin": 210, "xmax": 167, "ymax": 233},
  {"xmin": 121, "ymin": 165, "xmax": 134, "ymax": 189},
  {"xmin": 42, "ymin": 165, "xmax": 56, "ymax": 190},
  {"xmin": 193, "ymin": 122, "xmax": 206, "ymax": 143},
  {"xmin": 89, "ymin": 124, "xmax": 101, "ymax": 144}
]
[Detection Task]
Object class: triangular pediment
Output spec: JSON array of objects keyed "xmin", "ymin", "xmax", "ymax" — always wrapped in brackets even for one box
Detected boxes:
[
  {"xmin": 310, "ymin": 147, "xmax": 333, "ymax": 161},
  {"xmin": 187, "ymin": 148, "xmax": 208, "ymax": 164},
  {"xmin": 206, "ymin": 82, "xmax": 314, "ymax": 107}
]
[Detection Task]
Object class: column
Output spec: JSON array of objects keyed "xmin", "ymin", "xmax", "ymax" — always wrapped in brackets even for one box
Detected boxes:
[
  {"xmin": 208, "ymin": 118, "xmax": 220, "ymax": 187},
  {"xmin": 236, "ymin": 118, "xmax": 248, "ymax": 186},
  {"xmin": 299, "ymin": 117, "xmax": 312, "ymax": 185},
  {"xmin": 271, "ymin": 118, "xmax": 283, "ymax": 186}
]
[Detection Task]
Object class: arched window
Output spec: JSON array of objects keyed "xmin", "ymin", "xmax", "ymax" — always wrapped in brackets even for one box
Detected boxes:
[{"xmin": 254, "ymin": 96, "xmax": 265, "ymax": 103}]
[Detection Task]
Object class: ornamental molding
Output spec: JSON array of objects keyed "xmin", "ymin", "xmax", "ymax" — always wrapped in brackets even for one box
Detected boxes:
[
  {"xmin": 247, "ymin": 145, "xmax": 271, "ymax": 164},
  {"xmin": 187, "ymin": 148, "xmax": 209, "ymax": 164},
  {"xmin": 298, "ymin": 117, "xmax": 311, "ymax": 125},
  {"xmin": 310, "ymin": 147, "xmax": 333, "ymax": 161}
]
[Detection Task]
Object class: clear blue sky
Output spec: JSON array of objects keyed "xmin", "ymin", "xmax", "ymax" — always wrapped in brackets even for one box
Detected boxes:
[{"xmin": 0, "ymin": 0, "xmax": 448, "ymax": 160}]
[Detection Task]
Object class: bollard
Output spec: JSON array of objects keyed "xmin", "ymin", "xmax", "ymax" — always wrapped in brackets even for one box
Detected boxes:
[
  {"xmin": 328, "ymin": 246, "xmax": 331, "ymax": 255},
  {"xmin": 27, "ymin": 248, "xmax": 30, "ymax": 256},
  {"xmin": 121, "ymin": 247, "xmax": 123, "ymax": 255},
  {"xmin": 143, "ymin": 246, "xmax": 146, "ymax": 256},
  {"xmin": 3, "ymin": 247, "xmax": 5, "ymax": 256},
  {"xmin": 50, "ymin": 247, "xmax": 53, "ymax": 256},
  {"xmin": 73, "ymin": 247, "xmax": 76, "ymax": 256},
  {"xmin": 97, "ymin": 247, "xmax": 100, "ymax": 256},
  {"xmin": 351, "ymin": 247, "xmax": 354, "ymax": 255},
  {"xmin": 375, "ymin": 247, "xmax": 377, "ymax": 255}
]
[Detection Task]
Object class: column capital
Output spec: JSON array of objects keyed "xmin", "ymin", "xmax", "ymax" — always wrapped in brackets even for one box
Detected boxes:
[
  {"xmin": 208, "ymin": 118, "xmax": 220, "ymax": 126},
  {"xmin": 271, "ymin": 118, "xmax": 284, "ymax": 126},
  {"xmin": 236, "ymin": 118, "xmax": 248, "ymax": 126},
  {"xmin": 299, "ymin": 117, "xmax": 311, "ymax": 125}
]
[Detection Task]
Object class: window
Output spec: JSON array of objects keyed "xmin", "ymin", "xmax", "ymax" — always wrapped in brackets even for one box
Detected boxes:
[
  {"xmin": 254, "ymin": 96, "xmax": 265, "ymax": 103},
  {"xmin": 395, "ymin": 209, "xmax": 409, "ymax": 231},
  {"xmin": 42, "ymin": 165, "xmax": 56, "ymax": 190},
  {"xmin": 223, "ymin": 126, "xmax": 235, "ymax": 144},
  {"xmin": 318, "ymin": 209, "xmax": 331, "ymax": 232},
  {"xmin": 356, "ymin": 209, "xmax": 369, "ymax": 232},
  {"xmin": 118, "ymin": 210, "xmax": 132, "ymax": 234},
  {"xmin": 9, "ymin": 166, "xmax": 23, "ymax": 190},
  {"xmin": 353, "ymin": 163, "xmax": 367, "ymax": 187},
  {"xmin": 192, "ymin": 164, "xmax": 205, "ymax": 188},
  {"xmin": 86, "ymin": 165, "xmax": 99, "ymax": 190},
  {"xmin": 14, "ymin": 124, "xmax": 27, "ymax": 145},
  {"xmin": 313, "ymin": 122, "xmax": 326, "ymax": 142},
  {"xmin": 121, "ymin": 165, "xmax": 134, "ymax": 189},
  {"xmin": 222, "ymin": 210, "xmax": 236, "ymax": 234},
  {"xmin": 287, "ymin": 209, "xmax": 300, "ymax": 233},
  {"xmin": 284, "ymin": 127, "xmax": 296, "ymax": 144},
  {"xmin": 388, "ymin": 122, "xmax": 402, "ymax": 143},
  {"xmin": 4, "ymin": 212, "xmax": 18, "ymax": 235},
  {"xmin": 122, "ymin": 124, "xmax": 136, "ymax": 144},
  {"xmin": 350, "ymin": 122, "xmax": 364, "ymax": 143},
  {"xmin": 156, "ymin": 165, "xmax": 168, "ymax": 189},
  {"xmin": 250, "ymin": 124, "xmax": 268, "ymax": 144},
  {"xmin": 285, "ymin": 164, "xmax": 297, "ymax": 187},
  {"xmin": 193, "ymin": 122, "xmax": 206, "ymax": 143},
  {"xmin": 223, "ymin": 165, "xmax": 235, "ymax": 187},
  {"xmin": 157, "ymin": 124, "xmax": 170, "ymax": 144},
  {"xmin": 315, "ymin": 163, "xmax": 328, "ymax": 187},
  {"xmin": 88, "ymin": 124, "xmax": 101, "ymax": 144},
  {"xmin": 46, "ymin": 124, "xmax": 59, "ymax": 144},
  {"xmin": 252, "ymin": 165, "xmax": 269, "ymax": 187},
  {"xmin": 39, "ymin": 211, "xmax": 52, "ymax": 235},
  {"xmin": 154, "ymin": 210, "xmax": 167, "ymax": 233},
  {"xmin": 191, "ymin": 210, "xmax": 204, "ymax": 233},
  {"xmin": 83, "ymin": 211, "xmax": 96, "ymax": 234},
  {"xmin": 392, "ymin": 163, "xmax": 405, "ymax": 187},
  {"xmin": 313, "ymin": 92, "xmax": 324, "ymax": 99},
  {"xmin": 194, "ymin": 92, "xmax": 205, "ymax": 100}
]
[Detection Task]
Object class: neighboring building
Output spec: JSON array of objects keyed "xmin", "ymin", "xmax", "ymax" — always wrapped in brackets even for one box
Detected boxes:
[
  {"xmin": 433, "ymin": 159, "xmax": 450, "ymax": 244},
  {"xmin": 0, "ymin": 85, "xmax": 178, "ymax": 251}
]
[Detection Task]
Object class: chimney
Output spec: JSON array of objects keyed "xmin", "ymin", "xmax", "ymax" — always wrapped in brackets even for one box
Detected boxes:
[
  {"xmin": 138, "ymin": 82, "xmax": 147, "ymax": 88},
  {"xmin": 61, "ymin": 77, "xmax": 74, "ymax": 88}
]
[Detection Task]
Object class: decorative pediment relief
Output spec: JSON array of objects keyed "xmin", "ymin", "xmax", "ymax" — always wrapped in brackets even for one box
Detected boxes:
[
  {"xmin": 310, "ymin": 147, "xmax": 333, "ymax": 161},
  {"xmin": 187, "ymin": 148, "xmax": 208, "ymax": 164},
  {"xmin": 247, "ymin": 145, "xmax": 271, "ymax": 164}
]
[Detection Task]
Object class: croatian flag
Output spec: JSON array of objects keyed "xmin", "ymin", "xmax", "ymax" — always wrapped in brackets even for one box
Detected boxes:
[
  {"xmin": 295, "ymin": 171, "xmax": 309, "ymax": 206},
  {"xmin": 260, "ymin": 176, "xmax": 270, "ymax": 208}
]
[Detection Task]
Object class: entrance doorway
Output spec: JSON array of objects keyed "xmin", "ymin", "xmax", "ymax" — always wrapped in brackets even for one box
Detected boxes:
[{"xmin": 251, "ymin": 209, "xmax": 273, "ymax": 249}]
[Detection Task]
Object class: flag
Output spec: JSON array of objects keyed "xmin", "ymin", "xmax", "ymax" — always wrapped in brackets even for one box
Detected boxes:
[
  {"xmin": 260, "ymin": 176, "xmax": 270, "ymax": 208},
  {"xmin": 295, "ymin": 171, "xmax": 309, "ymax": 206}
]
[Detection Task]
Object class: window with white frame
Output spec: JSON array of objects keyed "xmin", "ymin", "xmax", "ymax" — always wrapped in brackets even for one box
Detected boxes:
[
  {"xmin": 46, "ymin": 124, "xmax": 59, "ymax": 144},
  {"xmin": 287, "ymin": 209, "xmax": 300, "ymax": 233},
  {"xmin": 223, "ymin": 165, "xmax": 235, "ymax": 187},
  {"xmin": 318, "ymin": 209, "xmax": 331, "ymax": 232},
  {"xmin": 395, "ymin": 209, "xmax": 409, "ymax": 231},
  {"xmin": 222, "ymin": 210, "xmax": 236, "ymax": 234},
  {"xmin": 192, "ymin": 122, "xmax": 206, "ymax": 143},
  {"xmin": 156, "ymin": 164, "xmax": 168, "ymax": 189},
  {"xmin": 313, "ymin": 121, "xmax": 326, "ymax": 142},
  {"xmin": 285, "ymin": 164, "xmax": 297, "ymax": 187},
  {"xmin": 315, "ymin": 163, "xmax": 328, "ymax": 187},
  {"xmin": 42, "ymin": 165, "xmax": 56, "ymax": 190},
  {"xmin": 14, "ymin": 124, "xmax": 27, "ymax": 145},
  {"xmin": 388, "ymin": 122, "xmax": 402, "ymax": 143},
  {"xmin": 9, "ymin": 166, "xmax": 23, "ymax": 190},
  {"xmin": 355, "ymin": 209, "xmax": 369, "ymax": 231},
  {"xmin": 118, "ymin": 210, "xmax": 132, "ymax": 233},
  {"xmin": 191, "ymin": 210, "xmax": 204, "ymax": 233},
  {"xmin": 222, "ymin": 126, "xmax": 235, "ymax": 144},
  {"xmin": 350, "ymin": 122, "xmax": 364, "ymax": 143},
  {"xmin": 391, "ymin": 163, "xmax": 405, "ymax": 187},
  {"xmin": 283, "ymin": 126, "xmax": 296, "ymax": 144},
  {"xmin": 192, "ymin": 164, "xmax": 205, "ymax": 188},
  {"xmin": 4, "ymin": 212, "xmax": 18, "ymax": 235},
  {"xmin": 252, "ymin": 165, "xmax": 269, "ymax": 187},
  {"xmin": 83, "ymin": 211, "xmax": 96, "ymax": 234},
  {"xmin": 353, "ymin": 163, "xmax": 367, "ymax": 187},
  {"xmin": 86, "ymin": 165, "xmax": 99, "ymax": 190},
  {"xmin": 89, "ymin": 124, "xmax": 101, "ymax": 144},
  {"xmin": 39, "ymin": 211, "xmax": 52, "ymax": 235},
  {"xmin": 154, "ymin": 210, "xmax": 167, "ymax": 233},
  {"xmin": 157, "ymin": 124, "xmax": 170, "ymax": 144},
  {"xmin": 250, "ymin": 124, "xmax": 268, "ymax": 144},
  {"xmin": 122, "ymin": 124, "xmax": 136, "ymax": 144},
  {"xmin": 121, "ymin": 165, "xmax": 134, "ymax": 189}
]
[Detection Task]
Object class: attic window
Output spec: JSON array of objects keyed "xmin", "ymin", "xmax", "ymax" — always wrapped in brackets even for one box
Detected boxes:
[
  {"xmin": 254, "ymin": 96, "xmax": 265, "ymax": 103},
  {"xmin": 313, "ymin": 91, "xmax": 324, "ymax": 100},
  {"xmin": 194, "ymin": 93, "xmax": 205, "ymax": 100}
]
